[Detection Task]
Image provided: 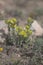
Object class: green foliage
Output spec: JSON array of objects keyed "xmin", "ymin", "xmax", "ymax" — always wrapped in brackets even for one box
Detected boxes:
[{"xmin": 34, "ymin": 37, "xmax": 43, "ymax": 47}]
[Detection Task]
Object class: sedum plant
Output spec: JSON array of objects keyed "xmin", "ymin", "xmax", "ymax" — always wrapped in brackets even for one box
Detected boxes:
[{"xmin": 5, "ymin": 17, "xmax": 33, "ymax": 46}]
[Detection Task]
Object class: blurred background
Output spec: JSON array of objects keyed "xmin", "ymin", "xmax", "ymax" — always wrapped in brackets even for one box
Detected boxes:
[{"xmin": 0, "ymin": 0, "xmax": 43, "ymax": 26}]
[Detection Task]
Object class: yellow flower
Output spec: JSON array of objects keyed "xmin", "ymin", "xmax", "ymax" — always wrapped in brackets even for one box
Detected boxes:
[
  {"xmin": 26, "ymin": 25, "xmax": 30, "ymax": 29},
  {"xmin": 12, "ymin": 18, "xmax": 17, "ymax": 23},
  {"xmin": 5, "ymin": 18, "xmax": 17, "ymax": 25},
  {"xmin": 10, "ymin": 20, "xmax": 14, "ymax": 24},
  {"xmin": 19, "ymin": 30, "xmax": 27, "ymax": 37},
  {"xmin": 24, "ymin": 34, "xmax": 27, "ymax": 37},
  {"xmin": 14, "ymin": 24, "xmax": 17, "ymax": 28},
  {"xmin": 10, "ymin": 18, "xmax": 17, "ymax": 24},
  {"xmin": 0, "ymin": 48, "xmax": 3, "ymax": 52},
  {"xmin": 27, "ymin": 17, "xmax": 33, "ymax": 23}
]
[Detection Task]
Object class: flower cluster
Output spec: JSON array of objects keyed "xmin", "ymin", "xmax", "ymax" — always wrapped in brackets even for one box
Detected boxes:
[
  {"xmin": 5, "ymin": 18, "xmax": 17, "ymax": 28},
  {"xmin": 19, "ymin": 30, "xmax": 27, "ymax": 37},
  {"xmin": 5, "ymin": 17, "xmax": 33, "ymax": 46},
  {"xmin": 27, "ymin": 17, "xmax": 33, "ymax": 23}
]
